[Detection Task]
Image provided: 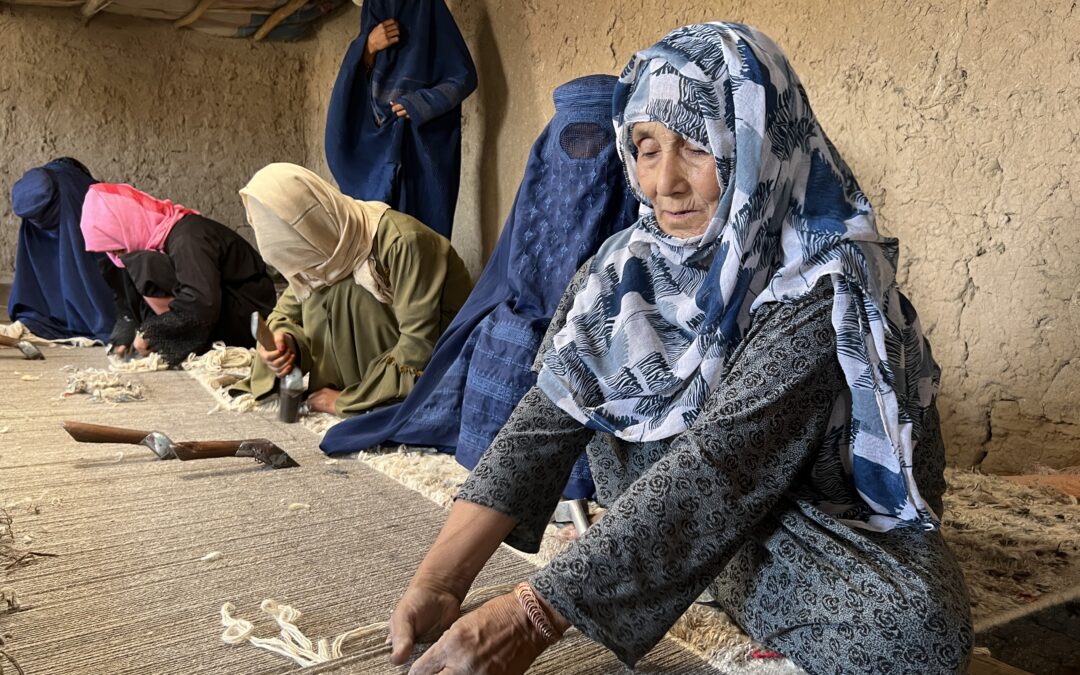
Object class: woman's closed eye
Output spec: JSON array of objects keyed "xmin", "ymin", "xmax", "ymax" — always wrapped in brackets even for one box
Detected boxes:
[{"xmin": 636, "ymin": 140, "xmax": 661, "ymax": 158}]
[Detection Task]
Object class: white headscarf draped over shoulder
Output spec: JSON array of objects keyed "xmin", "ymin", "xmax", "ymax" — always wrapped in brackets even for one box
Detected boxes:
[
  {"xmin": 537, "ymin": 23, "xmax": 942, "ymax": 532},
  {"xmin": 240, "ymin": 163, "xmax": 393, "ymax": 304}
]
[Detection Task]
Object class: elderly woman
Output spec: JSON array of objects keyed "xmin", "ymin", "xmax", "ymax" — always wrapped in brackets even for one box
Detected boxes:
[
  {"xmin": 81, "ymin": 183, "xmax": 276, "ymax": 365},
  {"xmin": 386, "ymin": 23, "xmax": 972, "ymax": 675},
  {"xmin": 232, "ymin": 163, "xmax": 472, "ymax": 416}
]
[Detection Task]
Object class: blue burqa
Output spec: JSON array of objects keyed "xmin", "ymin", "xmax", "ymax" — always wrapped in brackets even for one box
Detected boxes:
[
  {"xmin": 325, "ymin": 0, "xmax": 476, "ymax": 239},
  {"xmin": 322, "ymin": 74, "xmax": 640, "ymax": 498},
  {"xmin": 8, "ymin": 158, "xmax": 115, "ymax": 341}
]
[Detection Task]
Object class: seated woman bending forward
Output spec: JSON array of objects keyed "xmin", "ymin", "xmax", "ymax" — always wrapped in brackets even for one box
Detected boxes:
[
  {"xmin": 387, "ymin": 23, "xmax": 972, "ymax": 675},
  {"xmin": 81, "ymin": 183, "xmax": 276, "ymax": 365},
  {"xmin": 234, "ymin": 163, "xmax": 472, "ymax": 416}
]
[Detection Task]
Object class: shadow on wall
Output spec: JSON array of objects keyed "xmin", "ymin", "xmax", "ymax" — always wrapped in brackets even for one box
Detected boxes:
[
  {"xmin": 474, "ymin": 7, "xmax": 508, "ymax": 257},
  {"xmin": 453, "ymin": 0, "xmax": 530, "ymax": 259}
]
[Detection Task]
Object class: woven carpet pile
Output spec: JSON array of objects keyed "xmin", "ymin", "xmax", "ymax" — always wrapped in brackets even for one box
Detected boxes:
[
  {"xmin": 0, "ymin": 345, "xmax": 720, "ymax": 674},
  {"xmin": 2, "ymin": 344, "xmax": 1078, "ymax": 673}
]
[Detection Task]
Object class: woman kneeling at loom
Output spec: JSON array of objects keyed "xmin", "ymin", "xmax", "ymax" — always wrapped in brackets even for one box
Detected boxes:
[
  {"xmin": 81, "ymin": 183, "xmax": 276, "ymax": 365},
  {"xmin": 386, "ymin": 23, "xmax": 972, "ymax": 675},
  {"xmin": 232, "ymin": 163, "xmax": 472, "ymax": 416},
  {"xmin": 8, "ymin": 158, "xmax": 115, "ymax": 342}
]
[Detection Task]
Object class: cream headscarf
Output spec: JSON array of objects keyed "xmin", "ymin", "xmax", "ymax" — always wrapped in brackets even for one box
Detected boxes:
[{"xmin": 240, "ymin": 163, "xmax": 393, "ymax": 304}]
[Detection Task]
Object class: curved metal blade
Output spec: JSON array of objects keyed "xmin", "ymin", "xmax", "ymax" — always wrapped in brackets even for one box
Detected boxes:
[
  {"xmin": 140, "ymin": 431, "xmax": 177, "ymax": 460},
  {"xmin": 16, "ymin": 341, "xmax": 44, "ymax": 360},
  {"xmin": 236, "ymin": 440, "xmax": 299, "ymax": 469}
]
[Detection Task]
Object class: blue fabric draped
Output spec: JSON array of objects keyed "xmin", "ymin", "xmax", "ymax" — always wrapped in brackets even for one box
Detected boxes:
[
  {"xmin": 325, "ymin": 0, "xmax": 476, "ymax": 239},
  {"xmin": 322, "ymin": 74, "xmax": 640, "ymax": 498},
  {"xmin": 8, "ymin": 158, "xmax": 114, "ymax": 341}
]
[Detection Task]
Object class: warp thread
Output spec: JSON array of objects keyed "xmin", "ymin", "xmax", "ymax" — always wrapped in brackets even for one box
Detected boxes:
[
  {"xmin": 0, "ymin": 323, "xmax": 26, "ymax": 340},
  {"xmin": 220, "ymin": 583, "xmax": 516, "ymax": 667},
  {"xmin": 210, "ymin": 392, "xmax": 260, "ymax": 414},
  {"xmin": 181, "ymin": 352, "xmax": 345, "ymax": 436}
]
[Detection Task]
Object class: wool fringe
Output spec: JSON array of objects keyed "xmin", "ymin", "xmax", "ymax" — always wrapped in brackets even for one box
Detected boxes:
[{"xmin": 220, "ymin": 583, "xmax": 516, "ymax": 667}]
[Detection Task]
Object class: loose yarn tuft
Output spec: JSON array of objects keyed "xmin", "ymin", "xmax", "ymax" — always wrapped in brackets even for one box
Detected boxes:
[
  {"xmin": 220, "ymin": 583, "xmax": 516, "ymax": 667},
  {"xmin": 183, "ymin": 342, "xmax": 254, "ymax": 373}
]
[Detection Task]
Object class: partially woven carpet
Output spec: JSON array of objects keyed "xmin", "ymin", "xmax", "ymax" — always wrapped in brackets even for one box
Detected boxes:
[
  {"xmin": 0, "ymin": 345, "xmax": 720, "ymax": 673},
  {"xmin": 181, "ymin": 349, "xmax": 1080, "ymax": 672}
]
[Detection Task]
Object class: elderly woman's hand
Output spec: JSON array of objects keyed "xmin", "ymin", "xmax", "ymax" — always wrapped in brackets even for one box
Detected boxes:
[
  {"xmin": 387, "ymin": 583, "xmax": 463, "ymax": 666},
  {"xmin": 405, "ymin": 592, "xmax": 549, "ymax": 675},
  {"xmin": 257, "ymin": 330, "xmax": 296, "ymax": 376}
]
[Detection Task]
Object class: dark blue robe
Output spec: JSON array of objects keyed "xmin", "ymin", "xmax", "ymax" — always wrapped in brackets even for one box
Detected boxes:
[
  {"xmin": 325, "ymin": 0, "xmax": 476, "ymax": 239},
  {"xmin": 322, "ymin": 74, "xmax": 640, "ymax": 498},
  {"xmin": 8, "ymin": 158, "xmax": 115, "ymax": 341}
]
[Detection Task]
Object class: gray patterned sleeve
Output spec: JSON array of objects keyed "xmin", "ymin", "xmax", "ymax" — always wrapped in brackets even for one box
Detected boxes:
[
  {"xmin": 456, "ymin": 387, "xmax": 593, "ymax": 552},
  {"xmin": 456, "ymin": 260, "xmax": 596, "ymax": 552},
  {"xmin": 529, "ymin": 285, "xmax": 847, "ymax": 666}
]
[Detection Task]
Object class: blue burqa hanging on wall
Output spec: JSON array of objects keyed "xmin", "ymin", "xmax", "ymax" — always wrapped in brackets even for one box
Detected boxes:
[
  {"xmin": 325, "ymin": 0, "xmax": 476, "ymax": 239},
  {"xmin": 8, "ymin": 158, "xmax": 115, "ymax": 341},
  {"xmin": 322, "ymin": 74, "xmax": 640, "ymax": 498}
]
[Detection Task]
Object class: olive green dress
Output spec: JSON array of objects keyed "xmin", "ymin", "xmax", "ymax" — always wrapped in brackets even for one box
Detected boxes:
[{"xmin": 234, "ymin": 210, "xmax": 471, "ymax": 416}]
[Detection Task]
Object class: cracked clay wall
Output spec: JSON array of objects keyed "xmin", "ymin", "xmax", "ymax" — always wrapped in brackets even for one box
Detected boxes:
[
  {"xmin": 0, "ymin": 5, "xmax": 310, "ymax": 278},
  {"xmin": 305, "ymin": 0, "xmax": 1077, "ymax": 471}
]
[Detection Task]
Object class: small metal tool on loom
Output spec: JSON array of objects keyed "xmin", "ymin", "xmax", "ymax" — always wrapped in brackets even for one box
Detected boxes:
[
  {"xmin": 62, "ymin": 421, "xmax": 300, "ymax": 468},
  {"xmin": 0, "ymin": 334, "xmax": 44, "ymax": 360},
  {"xmin": 251, "ymin": 312, "xmax": 304, "ymax": 423}
]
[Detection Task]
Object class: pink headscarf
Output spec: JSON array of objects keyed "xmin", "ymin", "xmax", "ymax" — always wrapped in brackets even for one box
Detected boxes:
[{"xmin": 80, "ymin": 183, "xmax": 198, "ymax": 267}]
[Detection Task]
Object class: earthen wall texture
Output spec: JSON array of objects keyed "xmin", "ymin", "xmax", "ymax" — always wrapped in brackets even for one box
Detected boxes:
[
  {"xmin": 2, "ymin": 1, "xmax": 1077, "ymax": 470},
  {"xmin": 435, "ymin": 0, "xmax": 1078, "ymax": 471},
  {"xmin": 0, "ymin": 5, "xmax": 311, "ymax": 270}
]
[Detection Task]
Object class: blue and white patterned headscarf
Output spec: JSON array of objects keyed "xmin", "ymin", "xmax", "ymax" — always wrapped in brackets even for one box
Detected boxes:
[{"xmin": 537, "ymin": 22, "xmax": 941, "ymax": 531}]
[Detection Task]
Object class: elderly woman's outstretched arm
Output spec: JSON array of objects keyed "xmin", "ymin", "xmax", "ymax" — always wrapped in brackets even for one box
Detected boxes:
[
  {"xmin": 387, "ymin": 390, "xmax": 593, "ymax": 670},
  {"xmin": 387, "ymin": 500, "xmax": 516, "ymax": 664},
  {"xmin": 421, "ymin": 282, "xmax": 844, "ymax": 670}
]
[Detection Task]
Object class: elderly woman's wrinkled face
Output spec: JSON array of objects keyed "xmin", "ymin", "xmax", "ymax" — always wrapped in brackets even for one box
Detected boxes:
[{"xmin": 632, "ymin": 122, "xmax": 721, "ymax": 238}]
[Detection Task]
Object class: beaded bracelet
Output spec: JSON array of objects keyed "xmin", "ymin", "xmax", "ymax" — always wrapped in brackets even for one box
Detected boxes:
[{"xmin": 513, "ymin": 582, "xmax": 562, "ymax": 645}]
